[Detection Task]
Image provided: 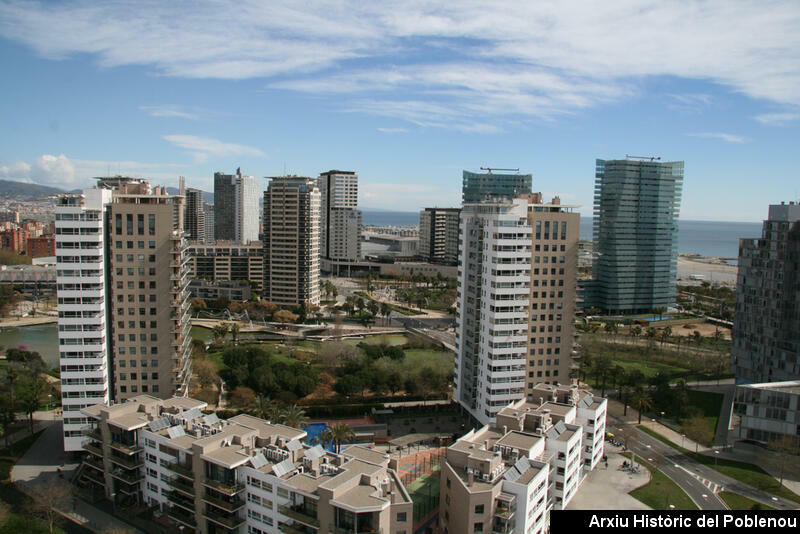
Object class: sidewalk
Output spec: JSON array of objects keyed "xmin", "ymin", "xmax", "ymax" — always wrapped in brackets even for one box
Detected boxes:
[{"xmin": 11, "ymin": 421, "xmax": 142, "ymax": 533}]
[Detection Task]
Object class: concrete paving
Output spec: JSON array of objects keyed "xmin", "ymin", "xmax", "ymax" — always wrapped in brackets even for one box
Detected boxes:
[{"xmin": 566, "ymin": 446, "xmax": 652, "ymax": 510}]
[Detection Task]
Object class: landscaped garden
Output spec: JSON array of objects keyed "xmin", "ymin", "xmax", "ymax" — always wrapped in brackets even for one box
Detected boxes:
[{"xmin": 623, "ymin": 453, "xmax": 698, "ymax": 510}]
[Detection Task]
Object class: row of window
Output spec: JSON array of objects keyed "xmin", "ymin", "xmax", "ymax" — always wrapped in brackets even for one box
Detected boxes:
[{"xmin": 115, "ymin": 213, "xmax": 156, "ymax": 236}]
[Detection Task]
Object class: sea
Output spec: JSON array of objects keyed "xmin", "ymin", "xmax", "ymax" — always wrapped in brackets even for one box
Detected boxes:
[{"xmin": 361, "ymin": 210, "xmax": 762, "ymax": 259}]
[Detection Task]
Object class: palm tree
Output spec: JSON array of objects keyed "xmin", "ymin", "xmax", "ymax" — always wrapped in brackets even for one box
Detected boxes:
[
  {"xmin": 323, "ymin": 423, "xmax": 356, "ymax": 453},
  {"xmin": 659, "ymin": 326, "xmax": 672, "ymax": 348},
  {"xmin": 380, "ymin": 302, "xmax": 391, "ymax": 325},
  {"xmin": 592, "ymin": 357, "xmax": 613, "ymax": 396},
  {"xmin": 230, "ymin": 322, "xmax": 240, "ymax": 344},
  {"xmin": 280, "ymin": 404, "xmax": 309, "ymax": 428},
  {"xmin": 212, "ymin": 323, "xmax": 230, "ymax": 343},
  {"xmin": 250, "ymin": 395, "xmax": 279, "ymax": 421},
  {"xmin": 629, "ymin": 325, "xmax": 642, "ymax": 344},
  {"xmin": 630, "ymin": 390, "xmax": 654, "ymax": 424},
  {"xmin": 645, "ymin": 327, "xmax": 657, "ymax": 352}
]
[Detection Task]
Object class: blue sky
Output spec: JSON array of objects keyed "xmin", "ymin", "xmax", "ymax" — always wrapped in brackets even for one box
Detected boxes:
[{"xmin": 1, "ymin": 1, "xmax": 799, "ymax": 221}]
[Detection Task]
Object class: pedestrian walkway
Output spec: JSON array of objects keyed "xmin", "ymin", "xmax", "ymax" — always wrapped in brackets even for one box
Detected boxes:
[{"xmin": 11, "ymin": 421, "xmax": 142, "ymax": 533}]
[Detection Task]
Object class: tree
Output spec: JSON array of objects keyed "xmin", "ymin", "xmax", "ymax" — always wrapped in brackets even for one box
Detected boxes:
[
  {"xmin": 230, "ymin": 322, "xmax": 240, "ymax": 344},
  {"xmin": 629, "ymin": 325, "xmax": 642, "ymax": 344},
  {"xmin": 645, "ymin": 327, "xmax": 657, "ymax": 352},
  {"xmin": 212, "ymin": 323, "xmax": 229, "ymax": 343},
  {"xmin": 659, "ymin": 326, "xmax": 672, "ymax": 348},
  {"xmin": 273, "ymin": 309, "xmax": 298, "ymax": 324},
  {"xmin": 250, "ymin": 395, "xmax": 280, "ymax": 421},
  {"xmin": 194, "ymin": 358, "xmax": 219, "ymax": 390},
  {"xmin": 386, "ymin": 372, "xmax": 403, "ymax": 395},
  {"xmin": 630, "ymin": 390, "xmax": 654, "ymax": 424},
  {"xmin": 17, "ymin": 377, "xmax": 45, "ymax": 434},
  {"xmin": 334, "ymin": 374, "xmax": 364, "ymax": 398},
  {"xmin": 380, "ymin": 302, "xmax": 392, "ymax": 325},
  {"xmin": 681, "ymin": 415, "xmax": 713, "ymax": 452},
  {"xmin": 279, "ymin": 404, "xmax": 309, "ymax": 428},
  {"xmin": 592, "ymin": 356, "xmax": 613, "ymax": 396},
  {"xmin": 229, "ymin": 386, "xmax": 257, "ymax": 409},
  {"xmin": 190, "ymin": 297, "xmax": 207, "ymax": 314},
  {"xmin": 191, "ymin": 338, "xmax": 207, "ymax": 356},
  {"xmin": 768, "ymin": 435, "xmax": 800, "ymax": 488},
  {"xmin": 0, "ymin": 397, "xmax": 15, "ymax": 447},
  {"xmin": 27, "ymin": 480, "xmax": 72, "ymax": 534},
  {"xmin": 321, "ymin": 423, "xmax": 356, "ymax": 453}
]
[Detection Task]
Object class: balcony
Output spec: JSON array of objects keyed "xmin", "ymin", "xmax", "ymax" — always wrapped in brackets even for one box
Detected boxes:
[
  {"xmin": 168, "ymin": 490, "xmax": 195, "ymax": 512},
  {"xmin": 203, "ymin": 507, "xmax": 244, "ymax": 530},
  {"xmin": 168, "ymin": 475, "xmax": 195, "ymax": 496},
  {"xmin": 109, "ymin": 441, "xmax": 143, "ymax": 455},
  {"xmin": 203, "ymin": 478, "xmax": 244, "ymax": 496},
  {"xmin": 83, "ymin": 441, "xmax": 104, "ymax": 457},
  {"xmin": 203, "ymin": 492, "xmax": 245, "ymax": 513},
  {"xmin": 109, "ymin": 453, "xmax": 144, "ymax": 470},
  {"xmin": 330, "ymin": 528, "xmax": 382, "ymax": 534},
  {"xmin": 83, "ymin": 468, "xmax": 105, "ymax": 486},
  {"xmin": 279, "ymin": 523, "xmax": 315, "ymax": 534},
  {"xmin": 81, "ymin": 426, "xmax": 102, "ymax": 441},
  {"xmin": 167, "ymin": 505, "xmax": 197, "ymax": 528},
  {"xmin": 494, "ymin": 504, "xmax": 515, "ymax": 520},
  {"xmin": 279, "ymin": 504, "xmax": 320, "ymax": 527},
  {"xmin": 83, "ymin": 455, "xmax": 105, "ymax": 472},
  {"xmin": 109, "ymin": 468, "xmax": 142, "ymax": 485},
  {"xmin": 165, "ymin": 460, "xmax": 194, "ymax": 479}
]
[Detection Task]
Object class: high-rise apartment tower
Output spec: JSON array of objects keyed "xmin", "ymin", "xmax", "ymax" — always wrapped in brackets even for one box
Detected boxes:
[
  {"xmin": 214, "ymin": 170, "xmax": 260, "ymax": 243},
  {"xmin": 183, "ymin": 187, "xmax": 205, "ymax": 242},
  {"xmin": 732, "ymin": 202, "xmax": 800, "ymax": 383},
  {"xmin": 455, "ymin": 193, "xmax": 579, "ymax": 425},
  {"xmin": 583, "ymin": 158, "xmax": 684, "ymax": 313},
  {"xmin": 263, "ymin": 177, "xmax": 321, "ymax": 307},
  {"xmin": 318, "ymin": 170, "xmax": 361, "ymax": 261},
  {"xmin": 419, "ymin": 207, "xmax": 461, "ymax": 265},
  {"xmin": 462, "ymin": 170, "xmax": 532, "ymax": 203},
  {"xmin": 56, "ymin": 178, "xmax": 192, "ymax": 452}
]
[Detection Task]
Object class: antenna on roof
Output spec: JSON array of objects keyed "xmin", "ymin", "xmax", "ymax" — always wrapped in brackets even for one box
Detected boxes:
[
  {"xmin": 625, "ymin": 155, "xmax": 661, "ymax": 161},
  {"xmin": 480, "ymin": 167, "xmax": 520, "ymax": 174}
]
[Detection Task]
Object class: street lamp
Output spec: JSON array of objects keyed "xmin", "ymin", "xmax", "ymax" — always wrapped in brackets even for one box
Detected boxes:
[
  {"xmin": 681, "ymin": 434, "xmax": 686, "ymax": 448},
  {"xmin": 714, "ymin": 449, "xmax": 720, "ymax": 467}
]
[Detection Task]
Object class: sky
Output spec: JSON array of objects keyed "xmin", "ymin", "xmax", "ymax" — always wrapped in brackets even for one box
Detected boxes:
[{"xmin": 0, "ymin": 1, "xmax": 799, "ymax": 221}]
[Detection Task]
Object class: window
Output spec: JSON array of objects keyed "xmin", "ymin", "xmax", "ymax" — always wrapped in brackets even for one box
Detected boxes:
[
  {"xmin": 137, "ymin": 214, "xmax": 144, "ymax": 235},
  {"xmin": 475, "ymin": 504, "xmax": 484, "ymax": 515},
  {"xmin": 474, "ymin": 523, "xmax": 484, "ymax": 533},
  {"xmin": 148, "ymin": 214, "xmax": 156, "ymax": 235},
  {"xmin": 115, "ymin": 214, "xmax": 122, "ymax": 235},
  {"xmin": 126, "ymin": 214, "xmax": 133, "ymax": 235}
]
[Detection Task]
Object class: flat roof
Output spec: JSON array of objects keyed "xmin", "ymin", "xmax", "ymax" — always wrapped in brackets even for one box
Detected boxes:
[{"xmin": 495, "ymin": 431, "xmax": 542, "ymax": 451}]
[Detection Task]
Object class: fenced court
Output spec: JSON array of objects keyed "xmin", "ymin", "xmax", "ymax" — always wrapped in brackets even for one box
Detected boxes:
[
  {"xmin": 396, "ymin": 447, "xmax": 444, "ymax": 524},
  {"xmin": 396, "ymin": 447, "xmax": 444, "ymax": 486}
]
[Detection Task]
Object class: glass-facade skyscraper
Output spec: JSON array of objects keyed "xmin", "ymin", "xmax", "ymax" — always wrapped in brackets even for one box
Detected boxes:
[
  {"xmin": 462, "ymin": 170, "xmax": 532, "ymax": 203},
  {"xmin": 584, "ymin": 158, "xmax": 684, "ymax": 313}
]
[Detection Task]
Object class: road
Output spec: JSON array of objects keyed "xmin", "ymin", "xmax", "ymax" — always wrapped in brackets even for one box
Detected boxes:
[{"xmin": 609, "ymin": 419, "xmax": 797, "ymax": 510}]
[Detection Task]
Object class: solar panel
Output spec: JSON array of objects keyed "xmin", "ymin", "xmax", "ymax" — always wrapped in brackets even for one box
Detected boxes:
[
  {"xmin": 148, "ymin": 417, "xmax": 170, "ymax": 432},
  {"xmin": 183, "ymin": 408, "xmax": 202, "ymax": 422},
  {"xmin": 286, "ymin": 440, "xmax": 302, "ymax": 451},
  {"xmin": 167, "ymin": 426, "xmax": 185, "ymax": 439},
  {"xmin": 504, "ymin": 466, "xmax": 521, "ymax": 482},
  {"xmin": 203, "ymin": 413, "xmax": 220, "ymax": 426},
  {"xmin": 250, "ymin": 453, "xmax": 267, "ymax": 469},
  {"xmin": 514, "ymin": 456, "xmax": 530, "ymax": 474},
  {"xmin": 272, "ymin": 458, "xmax": 294, "ymax": 477},
  {"xmin": 304, "ymin": 445, "xmax": 324, "ymax": 461}
]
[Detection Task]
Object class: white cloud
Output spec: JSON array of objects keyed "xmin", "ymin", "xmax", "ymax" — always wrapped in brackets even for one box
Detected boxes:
[
  {"xmin": 163, "ymin": 135, "xmax": 266, "ymax": 162},
  {"xmin": 0, "ymin": 160, "xmax": 32, "ymax": 179},
  {"xmin": 1, "ymin": 1, "xmax": 799, "ymax": 129},
  {"xmin": 754, "ymin": 112, "xmax": 800, "ymax": 125},
  {"xmin": 687, "ymin": 132, "xmax": 749, "ymax": 143},
  {"xmin": 140, "ymin": 105, "xmax": 199, "ymax": 120},
  {"xmin": 376, "ymin": 127, "xmax": 408, "ymax": 133},
  {"xmin": 361, "ymin": 182, "xmax": 459, "ymax": 210}
]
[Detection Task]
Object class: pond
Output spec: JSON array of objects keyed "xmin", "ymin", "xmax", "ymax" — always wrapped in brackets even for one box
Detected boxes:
[{"xmin": 0, "ymin": 322, "xmax": 60, "ymax": 368}]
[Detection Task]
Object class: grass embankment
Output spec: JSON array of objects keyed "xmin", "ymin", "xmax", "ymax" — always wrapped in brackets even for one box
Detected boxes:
[
  {"xmin": 637, "ymin": 426, "xmax": 800, "ymax": 504},
  {"xmin": 354, "ymin": 292, "xmax": 424, "ymax": 316},
  {"xmin": 718, "ymin": 491, "xmax": 776, "ymax": 510},
  {"xmin": 623, "ymin": 453, "xmax": 698, "ymax": 510}
]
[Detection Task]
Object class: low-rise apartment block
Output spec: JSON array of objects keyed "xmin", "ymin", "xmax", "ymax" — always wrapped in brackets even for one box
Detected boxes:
[
  {"xmin": 188, "ymin": 241, "xmax": 264, "ymax": 294},
  {"xmin": 440, "ymin": 384, "xmax": 606, "ymax": 534},
  {"xmin": 79, "ymin": 395, "xmax": 413, "ymax": 534},
  {"xmin": 734, "ymin": 380, "xmax": 800, "ymax": 445}
]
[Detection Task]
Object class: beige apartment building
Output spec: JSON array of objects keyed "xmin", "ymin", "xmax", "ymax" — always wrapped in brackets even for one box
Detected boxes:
[
  {"xmin": 108, "ymin": 180, "xmax": 192, "ymax": 401},
  {"xmin": 455, "ymin": 193, "xmax": 580, "ymax": 425},
  {"xmin": 188, "ymin": 241, "xmax": 264, "ymax": 294},
  {"xmin": 263, "ymin": 177, "xmax": 321, "ymax": 307},
  {"xmin": 78, "ymin": 395, "xmax": 413, "ymax": 534},
  {"xmin": 440, "ymin": 384, "xmax": 606, "ymax": 534}
]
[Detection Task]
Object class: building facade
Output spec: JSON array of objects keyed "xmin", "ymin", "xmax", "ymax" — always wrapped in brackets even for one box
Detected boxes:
[
  {"xmin": 732, "ymin": 202, "xmax": 800, "ymax": 383},
  {"xmin": 214, "ymin": 170, "xmax": 260, "ymax": 244},
  {"xmin": 583, "ymin": 158, "xmax": 684, "ymax": 313},
  {"xmin": 184, "ymin": 188, "xmax": 206, "ymax": 242},
  {"xmin": 734, "ymin": 381, "xmax": 800, "ymax": 445},
  {"xmin": 318, "ymin": 170, "xmax": 361, "ymax": 262},
  {"xmin": 462, "ymin": 170, "xmax": 532, "ymax": 203},
  {"xmin": 203, "ymin": 202, "xmax": 215, "ymax": 244},
  {"xmin": 439, "ymin": 385, "xmax": 606, "ymax": 534},
  {"xmin": 419, "ymin": 208, "xmax": 460, "ymax": 265},
  {"xmin": 263, "ymin": 177, "xmax": 321, "ymax": 307},
  {"xmin": 455, "ymin": 195, "xmax": 580, "ymax": 425},
  {"xmin": 26, "ymin": 235, "xmax": 56, "ymax": 258},
  {"xmin": 78, "ymin": 395, "xmax": 413, "ymax": 534},
  {"xmin": 188, "ymin": 241, "xmax": 264, "ymax": 294},
  {"xmin": 56, "ymin": 179, "xmax": 192, "ymax": 452}
]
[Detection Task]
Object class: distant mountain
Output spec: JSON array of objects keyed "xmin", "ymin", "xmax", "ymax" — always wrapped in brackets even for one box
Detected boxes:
[
  {"xmin": 165, "ymin": 187, "xmax": 214, "ymax": 203},
  {"xmin": 0, "ymin": 180, "xmax": 64, "ymax": 199}
]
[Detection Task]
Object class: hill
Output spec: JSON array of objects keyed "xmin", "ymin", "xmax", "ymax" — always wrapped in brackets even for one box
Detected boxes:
[{"xmin": 0, "ymin": 180, "xmax": 64, "ymax": 199}]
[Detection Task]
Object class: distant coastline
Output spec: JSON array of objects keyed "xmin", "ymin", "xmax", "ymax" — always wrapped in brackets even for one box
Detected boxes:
[{"xmin": 361, "ymin": 210, "xmax": 762, "ymax": 259}]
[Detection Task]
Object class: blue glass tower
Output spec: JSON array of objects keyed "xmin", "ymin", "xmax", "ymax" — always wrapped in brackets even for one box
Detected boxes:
[
  {"xmin": 462, "ymin": 170, "xmax": 532, "ymax": 203},
  {"xmin": 584, "ymin": 158, "xmax": 684, "ymax": 313}
]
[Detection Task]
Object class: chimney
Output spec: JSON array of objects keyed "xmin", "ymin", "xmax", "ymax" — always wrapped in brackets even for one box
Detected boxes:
[
  {"xmin": 484, "ymin": 440, "xmax": 489, "ymax": 450},
  {"xmin": 468, "ymin": 472, "xmax": 474, "ymax": 486},
  {"xmin": 552, "ymin": 196, "xmax": 561, "ymax": 205},
  {"xmin": 502, "ymin": 425, "xmax": 507, "ymax": 435}
]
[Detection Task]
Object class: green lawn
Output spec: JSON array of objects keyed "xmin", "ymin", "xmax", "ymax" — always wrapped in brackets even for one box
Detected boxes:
[
  {"xmin": 636, "ymin": 426, "xmax": 800, "ymax": 504},
  {"xmin": 685, "ymin": 390, "xmax": 722, "ymax": 440},
  {"xmin": 342, "ymin": 335, "xmax": 409, "ymax": 347},
  {"xmin": 719, "ymin": 491, "xmax": 776, "ymax": 510},
  {"xmin": 624, "ymin": 453, "xmax": 698, "ymax": 510}
]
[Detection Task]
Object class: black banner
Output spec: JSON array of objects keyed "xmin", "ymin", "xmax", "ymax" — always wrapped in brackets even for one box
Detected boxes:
[{"xmin": 551, "ymin": 510, "xmax": 799, "ymax": 531}]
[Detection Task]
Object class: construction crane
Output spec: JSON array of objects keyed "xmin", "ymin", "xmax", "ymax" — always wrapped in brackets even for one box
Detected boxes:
[
  {"xmin": 480, "ymin": 167, "xmax": 520, "ymax": 174},
  {"xmin": 625, "ymin": 155, "xmax": 661, "ymax": 161}
]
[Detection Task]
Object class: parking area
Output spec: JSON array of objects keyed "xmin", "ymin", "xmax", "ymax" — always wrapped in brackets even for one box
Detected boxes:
[{"xmin": 566, "ymin": 444, "xmax": 652, "ymax": 510}]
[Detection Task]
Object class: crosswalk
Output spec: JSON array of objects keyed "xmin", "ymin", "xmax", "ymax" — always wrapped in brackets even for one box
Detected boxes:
[{"xmin": 675, "ymin": 464, "xmax": 724, "ymax": 493}]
